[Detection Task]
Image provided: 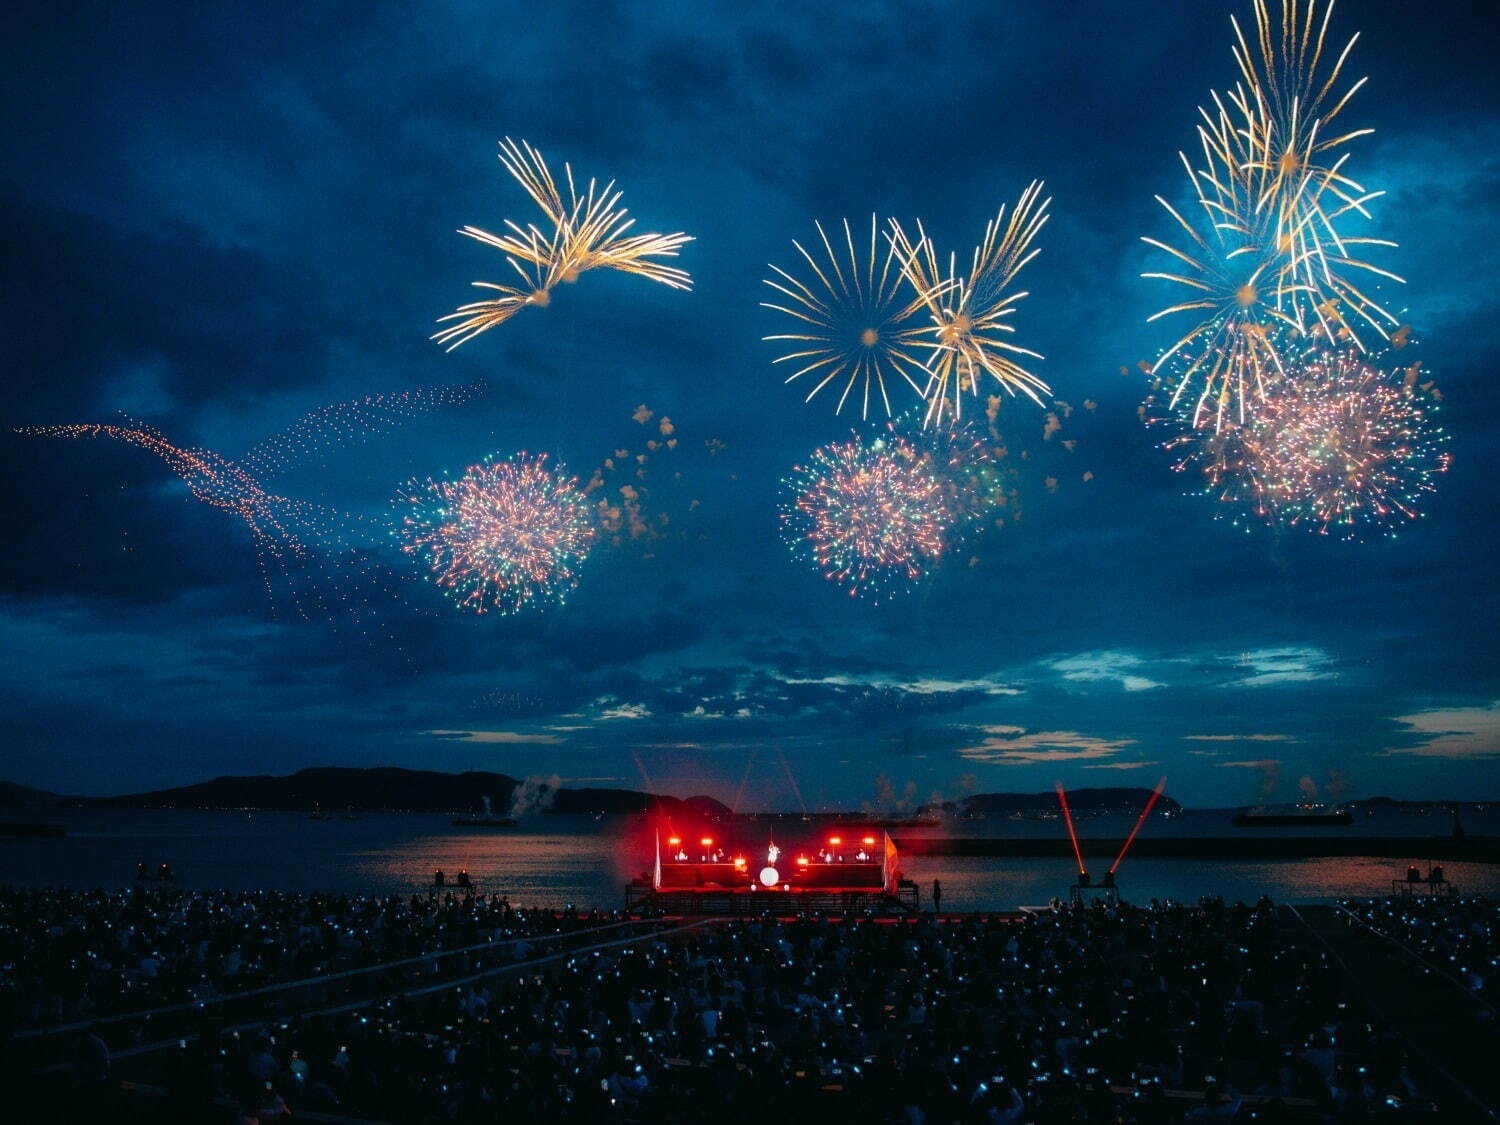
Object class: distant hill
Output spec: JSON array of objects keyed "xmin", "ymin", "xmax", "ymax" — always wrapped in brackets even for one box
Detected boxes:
[
  {"xmin": 0, "ymin": 767, "xmax": 729, "ymax": 817},
  {"xmin": 0, "ymin": 781, "xmax": 67, "ymax": 807},
  {"xmin": 933, "ymin": 787, "xmax": 1184, "ymax": 816}
]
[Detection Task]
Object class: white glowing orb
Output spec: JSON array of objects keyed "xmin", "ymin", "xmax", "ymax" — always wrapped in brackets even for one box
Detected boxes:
[{"xmin": 759, "ymin": 865, "xmax": 780, "ymax": 887}]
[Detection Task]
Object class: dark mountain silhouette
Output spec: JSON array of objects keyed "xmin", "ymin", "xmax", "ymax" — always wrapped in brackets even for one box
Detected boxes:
[
  {"xmin": 0, "ymin": 781, "xmax": 64, "ymax": 807},
  {"xmin": 0, "ymin": 767, "xmax": 730, "ymax": 817}
]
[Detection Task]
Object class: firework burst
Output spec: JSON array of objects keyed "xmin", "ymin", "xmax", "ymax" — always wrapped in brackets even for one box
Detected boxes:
[
  {"xmin": 1143, "ymin": 104, "xmax": 1311, "ymax": 431},
  {"xmin": 396, "ymin": 453, "xmax": 598, "ymax": 614},
  {"xmin": 885, "ymin": 411, "xmax": 1006, "ymax": 532},
  {"xmin": 435, "ymin": 137, "xmax": 692, "ymax": 350},
  {"xmin": 889, "ymin": 182, "xmax": 1051, "ymax": 425},
  {"xmin": 1142, "ymin": 0, "xmax": 1400, "ymax": 431},
  {"xmin": 1229, "ymin": 0, "xmax": 1401, "ymax": 336},
  {"xmin": 762, "ymin": 216, "xmax": 949, "ymax": 419},
  {"xmin": 781, "ymin": 434, "xmax": 952, "ymax": 599},
  {"xmin": 1157, "ymin": 344, "xmax": 1449, "ymax": 538}
]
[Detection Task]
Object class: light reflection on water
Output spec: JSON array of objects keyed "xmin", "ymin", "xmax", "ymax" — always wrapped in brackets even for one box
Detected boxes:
[
  {"xmin": 899, "ymin": 855, "xmax": 1500, "ymax": 912},
  {"xmin": 0, "ymin": 808, "xmax": 1494, "ymax": 911}
]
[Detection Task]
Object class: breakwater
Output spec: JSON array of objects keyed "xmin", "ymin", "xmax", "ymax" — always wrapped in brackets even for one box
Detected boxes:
[{"xmin": 894, "ymin": 834, "xmax": 1498, "ymax": 861}]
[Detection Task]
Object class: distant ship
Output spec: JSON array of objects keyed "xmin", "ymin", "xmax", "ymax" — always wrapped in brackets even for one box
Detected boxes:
[
  {"xmin": 1233, "ymin": 803, "xmax": 1352, "ymax": 827},
  {"xmin": 451, "ymin": 794, "xmax": 516, "ymax": 828}
]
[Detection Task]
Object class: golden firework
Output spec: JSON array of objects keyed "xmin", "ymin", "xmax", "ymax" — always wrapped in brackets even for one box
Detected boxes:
[
  {"xmin": 889, "ymin": 182, "xmax": 1051, "ymax": 425},
  {"xmin": 432, "ymin": 225, "xmax": 563, "ymax": 350},
  {"xmin": 435, "ymin": 137, "xmax": 692, "ymax": 350},
  {"xmin": 1142, "ymin": 0, "xmax": 1401, "ymax": 431},
  {"xmin": 1142, "ymin": 101, "xmax": 1305, "ymax": 431},
  {"xmin": 762, "ymin": 216, "xmax": 950, "ymax": 419},
  {"xmin": 1228, "ymin": 0, "xmax": 1401, "ymax": 344}
]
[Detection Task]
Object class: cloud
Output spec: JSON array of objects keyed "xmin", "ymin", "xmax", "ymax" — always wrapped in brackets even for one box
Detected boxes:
[
  {"xmin": 423, "ymin": 729, "xmax": 563, "ymax": 745},
  {"xmin": 1050, "ymin": 651, "xmax": 1163, "ymax": 692},
  {"xmin": 1381, "ymin": 702, "xmax": 1500, "ymax": 760},
  {"xmin": 783, "ymin": 672, "xmax": 1021, "ymax": 697},
  {"xmin": 1082, "ymin": 760, "xmax": 1161, "ymax": 770},
  {"xmin": 1228, "ymin": 647, "xmax": 1336, "ymax": 688},
  {"xmin": 593, "ymin": 699, "xmax": 652, "ymax": 720},
  {"xmin": 1182, "ymin": 733, "xmax": 1296, "ymax": 742},
  {"xmin": 1216, "ymin": 759, "xmax": 1282, "ymax": 770},
  {"xmin": 957, "ymin": 725, "xmax": 1137, "ymax": 766}
]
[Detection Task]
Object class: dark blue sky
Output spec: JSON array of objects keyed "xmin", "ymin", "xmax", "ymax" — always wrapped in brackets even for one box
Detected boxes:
[{"xmin": 2, "ymin": 2, "xmax": 1496, "ymax": 807}]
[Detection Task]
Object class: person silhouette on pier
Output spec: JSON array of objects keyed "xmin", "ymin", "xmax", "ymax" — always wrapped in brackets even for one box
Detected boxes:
[{"xmin": 932, "ymin": 879, "xmax": 942, "ymax": 914}]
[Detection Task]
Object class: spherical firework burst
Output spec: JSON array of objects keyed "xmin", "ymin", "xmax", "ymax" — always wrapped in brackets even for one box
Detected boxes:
[
  {"xmin": 889, "ymin": 182, "xmax": 1051, "ymax": 425},
  {"xmin": 396, "ymin": 453, "xmax": 598, "ymax": 614},
  {"xmin": 1156, "ymin": 344, "xmax": 1449, "ymax": 539},
  {"xmin": 884, "ymin": 410, "xmax": 1005, "ymax": 532},
  {"xmin": 762, "ymin": 216, "xmax": 947, "ymax": 419},
  {"xmin": 781, "ymin": 434, "xmax": 952, "ymax": 599},
  {"xmin": 1243, "ymin": 348, "xmax": 1448, "ymax": 537}
]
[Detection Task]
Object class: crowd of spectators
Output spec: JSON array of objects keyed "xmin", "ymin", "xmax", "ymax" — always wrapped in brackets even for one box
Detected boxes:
[
  {"xmin": 0, "ymin": 886, "xmax": 624, "ymax": 1033},
  {"xmin": 1341, "ymin": 894, "xmax": 1497, "ymax": 1009},
  {"xmin": 82, "ymin": 896, "xmax": 1444, "ymax": 1123}
]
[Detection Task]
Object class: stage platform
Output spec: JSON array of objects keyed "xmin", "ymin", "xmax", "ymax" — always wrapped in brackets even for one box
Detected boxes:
[{"xmin": 625, "ymin": 826, "xmax": 918, "ymax": 915}]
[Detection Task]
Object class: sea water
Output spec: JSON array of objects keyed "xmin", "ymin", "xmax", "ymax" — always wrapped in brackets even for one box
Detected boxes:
[{"xmin": 1, "ymin": 806, "xmax": 1495, "ymax": 912}]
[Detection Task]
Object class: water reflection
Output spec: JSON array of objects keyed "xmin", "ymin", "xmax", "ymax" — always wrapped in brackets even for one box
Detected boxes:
[
  {"xmin": 899, "ymin": 854, "xmax": 1500, "ymax": 911},
  {"xmin": 1, "ymin": 807, "xmax": 1495, "ymax": 911}
]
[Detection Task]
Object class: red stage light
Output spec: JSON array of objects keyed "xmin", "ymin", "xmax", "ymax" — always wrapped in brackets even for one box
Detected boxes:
[
  {"xmin": 700, "ymin": 837, "xmax": 714, "ymax": 848},
  {"xmin": 733, "ymin": 856, "xmax": 747, "ymax": 869},
  {"xmin": 795, "ymin": 856, "xmax": 809, "ymax": 866},
  {"xmin": 828, "ymin": 836, "xmax": 842, "ymax": 846},
  {"xmin": 667, "ymin": 837, "xmax": 681, "ymax": 846},
  {"xmin": 862, "ymin": 836, "xmax": 876, "ymax": 846}
]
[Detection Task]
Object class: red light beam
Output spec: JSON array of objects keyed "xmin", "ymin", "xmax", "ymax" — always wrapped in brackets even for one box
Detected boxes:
[
  {"xmin": 1055, "ymin": 781, "xmax": 1087, "ymax": 878},
  {"xmin": 1109, "ymin": 777, "xmax": 1167, "ymax": 876}
]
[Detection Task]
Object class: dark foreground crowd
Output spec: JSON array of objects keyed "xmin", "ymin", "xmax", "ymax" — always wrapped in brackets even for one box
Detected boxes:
[
  {"xmin": 1340, "ymin": 894, "xmax": 1497, "ymax": 1010},
  {"xmin": 0, "ymin": 885, "xmax": 623, "ymax": 1031},
  {"xmin": 7, "ymin": 891, "xmax": 1484, "ymax": 1123}
]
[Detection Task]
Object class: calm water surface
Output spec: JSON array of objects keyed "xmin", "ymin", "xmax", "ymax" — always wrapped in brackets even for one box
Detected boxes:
[{"xmin": 1, "ymin": 807, "xmax": 1494, "ymax": 912}]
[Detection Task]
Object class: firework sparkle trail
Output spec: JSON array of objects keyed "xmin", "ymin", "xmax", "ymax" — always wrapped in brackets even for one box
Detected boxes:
[
  {"xmin": 762, "ymin": 215, "xmax": 949, "ymax": 419},
  {"xmin": 1141, "ymin": 0, "xmax": 1401, "ymax": 432},
  {"xmin": 17, "ymin": 384, "xmax": 484, "ymax": 625},
  {"xmin": 435, "ymin": 137, "xmax": 692, "ymax": 350},
  {"xmin": 1228, "ymin": 0, "xmax": 1402, "ymax": 338},
  {"xmin": 395, "ymin": 452, "xmax": 598, "ymax": 614},
  {"xmin": 889, "ymin": 182, "xmax": 1051, "ymax": 425}
]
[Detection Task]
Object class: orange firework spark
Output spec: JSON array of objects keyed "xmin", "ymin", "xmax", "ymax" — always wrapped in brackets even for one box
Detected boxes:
[
  {"xmin": 889, "ymin": 182, "xmax": 1052, "ymax": 425},
  {"xmin": 435, "ymin": 137, "xmax": 692, "ymax": 350},
  {"xmin": 762, "ymin": 215, "xmax": 951, "ymax": 420}
]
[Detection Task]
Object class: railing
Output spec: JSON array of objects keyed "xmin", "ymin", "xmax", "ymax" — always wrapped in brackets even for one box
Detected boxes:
[
  {"xmin": 16, "ymin": 916, "xmax": 671, "ymax": 1072},
  {"xmin": 626, "ymin": 886, "xmax": 918, "ymax": 916}
]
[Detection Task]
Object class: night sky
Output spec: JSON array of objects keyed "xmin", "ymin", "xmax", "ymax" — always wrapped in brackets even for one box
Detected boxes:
[{"xmin": 2, "ymin": 2, "xmax": 1496, "ymax": 807}]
